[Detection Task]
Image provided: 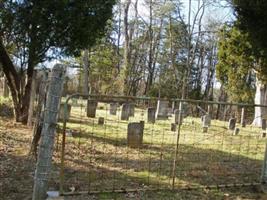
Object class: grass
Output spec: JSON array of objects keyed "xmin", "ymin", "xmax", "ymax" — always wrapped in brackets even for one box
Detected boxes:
[
  {"xmin": 1, "ymin": 97, "xmax": 267, "ymax": 199},
  {"xmin": 55, "ymin": 99, "xmax": 267, "ymax": 197}
]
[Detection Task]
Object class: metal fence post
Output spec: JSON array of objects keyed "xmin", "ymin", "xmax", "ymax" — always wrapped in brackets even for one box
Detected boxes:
[
  {"xmin": 261, "ymin": 140, "xmax": 267, "ymax": 184},
  {"xmin": 172, "ymin": 101, "xmax": 183, "ymax": 189},
  {"xmin": 32, "ymin": 64, "xmax": 65, "ymax": 200}
]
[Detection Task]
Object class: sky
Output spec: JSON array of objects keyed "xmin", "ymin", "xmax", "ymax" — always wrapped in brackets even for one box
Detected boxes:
[
  {"xmin": 45, "ymin": 0, "xmax": 236, "ymax": 87},
  {"xmin": 122, "ymin": 0, "xmax": 235, "ymax": 89},
  {"xmin": 133, "ymin": 0, "xmax": 235, "ymax": 27}
]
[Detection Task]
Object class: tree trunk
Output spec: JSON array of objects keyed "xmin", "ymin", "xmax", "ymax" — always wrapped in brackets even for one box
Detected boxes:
[
  {"xmin": 252, "ymin": 78, "xmax": 267, "ymax": 126},
  {"xmin": 83, "ymin": 49, "xmax": 90, "ymax": 95},
  {"xmin": 3, "ymin": 78, "xmax": 9, "ymax": 97},
  {"xmin": 123, "ymin": 0, "xmax": 131, "ymax": 95},
  {"xmin": 27, "ymin": 70, "xmax": 37, "ymax": 127},
  {"xmin": 0, "ymin": 37, "xmax": 34, "ymax": 124}
]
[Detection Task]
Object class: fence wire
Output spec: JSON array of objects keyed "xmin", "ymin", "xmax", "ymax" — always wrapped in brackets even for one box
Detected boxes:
[{"xmin": 54, "ymin": 95, "xmax": 267, "ymax": 194}]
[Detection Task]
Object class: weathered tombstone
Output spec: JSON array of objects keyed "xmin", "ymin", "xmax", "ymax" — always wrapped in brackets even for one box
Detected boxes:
[
  {"xmin": 202, "ymin": 115, "xmax": 211, "ymax": 127},
  {"xmin": 140, "ymin": 120, "xmax": 145, "ymax": 133},
  {"xmin": 262, "ymin": 119, "xmax": 267, "ymax": 130},
  {"xmin": 99, "ymin": 105, "xmax": 105, "ymax": 110},
  {"xmin": 127, "ymin": 122, "xmax": 144, "ymax": 148},
  {"xmin": 174, "ymin": 109, "xmax": 183, "ymax": 125},
  {"xmin": 171, "ymin": 101, "xmax": 175, "ymax": 113},
  {"xmin": 202, "ymin": 126, "xmax": 208, "ymax": 133},
  {"xmin": 233, "ymin": 127, "xmax": 240, "ymax": 136},
  {"xmin": 129, "ymin": 103, "xmax": 135, "ymax": 117},
  {"xmin": 207, "ymin": 105, "xmax": 211, "ymax": 115},
  {"xmin": 71, "ymin": 98, "xmax": 78, "ymax": 106},
  {"xmin": 66, "ymin": 129, "xmax": 73, "ymax": 137},
  {"xmin": 156, "ymin": 100, "xmax": 169, "ymax": 119},
  {"xmin": 110, "ymin": 103, "xmax": 118, "ymax": 115},
  {"xmin": 167, "ymin": 108, "xmax": 173, "ymax": 117},
  {"xmin": 171, "ymin": 123, "xmax": 176, "ymax": 132},
  {"xmin": 98, "ymin": 117, "xmax": 104, "ymax": 125},
  {"xmin": 262, "ymin": 119, "xmax": 267, "ymax": 138},
  {"xmin": 182, "ymin": 102, "xmax": 189, "ymax": 118},
  {"xmin": 121, "ymin": 103, "xmax": 130, "ymax": 120},
  {"xmin": 175, "ymin": 102, "xmax": 188, "ymax": 125},
  {"xmin": 87, "ymin": 100, "xmax": 98, "ymax": 118},
  {"xmin": 241, "ymin": 107, "xmax": 246, "ymax": 127},
  {"xmin": 228, "ymin": 118, "xmax": 236, "ymax": 130},
  {"xmin": 147, "ymin": 107, "xmax": 156, "ymax": 123},
  {"xmin": 58, "ymin": 103, "xmax": 71, "ymax": 121}
]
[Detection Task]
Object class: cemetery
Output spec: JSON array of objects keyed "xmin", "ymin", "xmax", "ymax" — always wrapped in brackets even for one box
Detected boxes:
[
  {"xmin": 55, "ymin": 95, "xmax": 267, "ymax": 196},
  {"xmin": 2, "ymin": 0, "xmax": 267, "ymax": 199}
]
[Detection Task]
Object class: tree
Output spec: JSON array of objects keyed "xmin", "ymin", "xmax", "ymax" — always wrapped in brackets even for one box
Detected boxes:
[
  {"xmin": 0, "ymin": 0, "xmax": 115, "ymax": 123},
  {"xmin": 231, "ymin": 0, "xmax": 267, "ymax": 57},
  {"xmin": 231, "ymin": 1, "xmax": 267, "ymax": 125},
  {"xmin": 216, "ymin": 26, "xmax": 255, "ymax": 103}
]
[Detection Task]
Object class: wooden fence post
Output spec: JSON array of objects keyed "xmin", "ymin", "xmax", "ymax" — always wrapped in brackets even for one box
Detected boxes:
[
  {"xmin": 32, "ymin": 64, "xmax": 65, "ymax": 200},
  {"xmin": 29, "ymin": 71, "xmax": 48, "ymax": 157}
]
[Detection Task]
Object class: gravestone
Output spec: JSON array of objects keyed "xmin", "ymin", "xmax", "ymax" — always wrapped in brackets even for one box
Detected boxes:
[
  {"xmin": 174, "ymin": 109, "xmax": 183, "ymax": 125},
  {"xmin": 121, "ymin": 103, "xmax": 130, "ymax": 120},
  {"xmin": 71, "ymin": 98, "xmax": 78, "ymax": 106},
  {"xmin": 58, "ymin": 103, "xmax": 71, "ymax": 121},
  {"xmin": 168, "ymin": 108, "xmax": 173, "ymax": 117},
  {"xmin": 207, "ymin": 105, "xmax": 211, "ymax": 115},
  {"xmin": 98, "ymin": 117, "xmax": 104, "ymax": 125},
  {"xmin": 129, "ymin": 103, "xmax": 135, "ymax": 117},
  {"xmin": 127, "ymin": 122, "xmax": 144, "ymax": 148},
  {"xmin": 262, "ymin": 119, "xmax": 267, "ymax": 130},
  {"xmin": 171, "ymin": 101, "xmax": 175, "ymax": 113},
  {"xmin": 156, "ymin": 100, "xmax": 169, "ymax": 119},
  {"xmin": 202, "ymin": 115, "xmax": 211, "ymax": 127},
  {"xmin": 174, "ymin": 102, "xmax": 189, "ymax": 125},
  {"xmin": 228, "ymin": 118, "xmax": 236, "ymax": 130},
  {"xmin": 181, "ymin": 102, "xmax": 189, "ymax": 118},
  {"xmin": 241, "ymin": 107, "xmax": 246, "ymax": 127},
  {"xmin": 202, "ymin": 126, "xmax": 208, "ymax": 133},
  {"xmin": 87, "ymin": 100, "xmax": 98, "ymax": 118},
  {"xmin": 147, "ymin": 107, "xmax": 156, "ymax": 123},
  {"xmin": 110, "ymin": 103, "xmax": 118, "ymax": 115},
  {"xmin": 171, "ymin": 123, "xmax": 176, "ymax": 132},
  {"xmin": 99, "ymin": 105, "xmax": 105, "ymax": 110},
  {"xmin": 233, "ymin": 127, "xmax": 240, "ymax": 136},
  {"xmin": 66, "ymin": 129, "xmax": 73, "ymax": 137},
  {"xmin": 140, "ymin": 120, "xmax": 145, "ymax": 132}
]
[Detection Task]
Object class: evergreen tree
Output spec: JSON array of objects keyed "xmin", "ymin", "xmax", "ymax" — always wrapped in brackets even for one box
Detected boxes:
[
  {"xmin": 216, "ymin": 26, "xmax": 256, "ymax": 103},
  {"xmin": 0, "ymin": 0, "xmax": 115, "ymax": 123}
]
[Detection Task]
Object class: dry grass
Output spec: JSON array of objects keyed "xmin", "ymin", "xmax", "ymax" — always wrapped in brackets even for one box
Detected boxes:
[{"xmin": 1, "ymin": 98, "xmax": 267, "ymax": 199}]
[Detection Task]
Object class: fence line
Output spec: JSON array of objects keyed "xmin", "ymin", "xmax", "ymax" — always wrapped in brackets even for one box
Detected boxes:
[{"xmin": 56, "ymin": 94, "xmax": 267, "ymax": 195}]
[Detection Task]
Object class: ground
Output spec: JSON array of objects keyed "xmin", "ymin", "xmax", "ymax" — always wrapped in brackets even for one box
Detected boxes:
[{"xmin": 1, "ymin": 99, "xmax": 267, "ymax": 199}]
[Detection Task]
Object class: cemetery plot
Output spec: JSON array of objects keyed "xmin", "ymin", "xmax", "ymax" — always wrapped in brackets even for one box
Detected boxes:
[{"xmin": 56, "ymin": 96, "xmax": 266, "ymax": 194}]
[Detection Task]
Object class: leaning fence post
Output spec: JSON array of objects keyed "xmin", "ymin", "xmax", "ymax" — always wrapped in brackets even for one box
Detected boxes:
[{"xmin": 32, "ymin": 64, "xmax": 65, "ymax": 200}]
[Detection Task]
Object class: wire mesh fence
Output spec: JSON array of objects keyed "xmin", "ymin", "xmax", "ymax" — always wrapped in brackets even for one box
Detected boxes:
[{"xmin": 54, "ymin": 95, "xmax": 267, "ymax": 195}]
